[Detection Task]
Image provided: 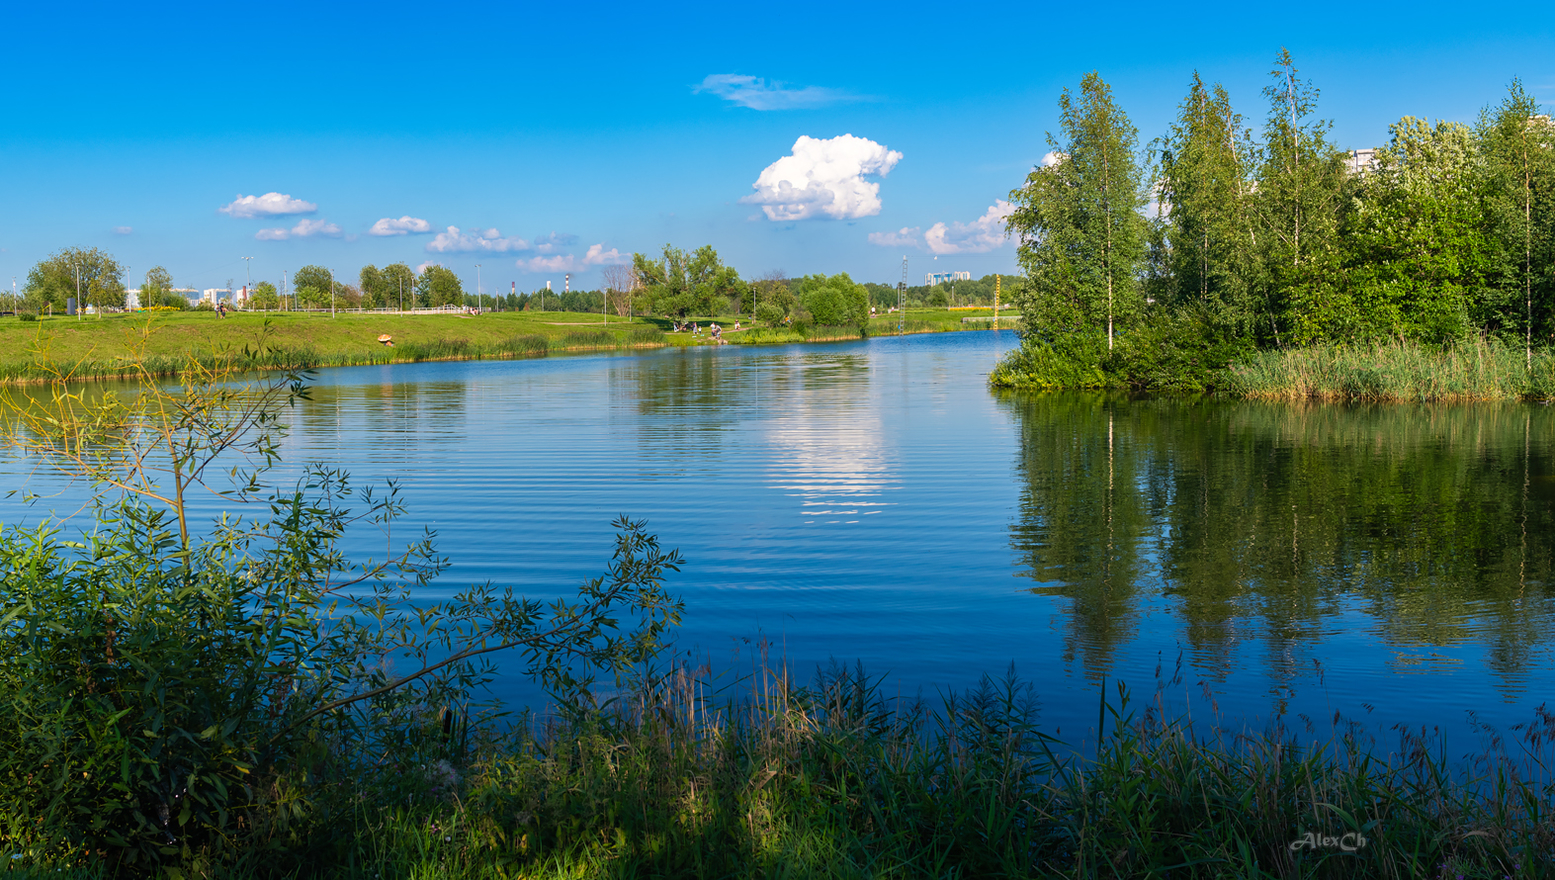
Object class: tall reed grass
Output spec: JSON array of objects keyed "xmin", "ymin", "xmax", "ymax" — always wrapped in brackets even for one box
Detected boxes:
[
  {"xmin": 1229, "ymin": 341, "xmax": 1555, "ymax": 402},
  {"xmin": 19, "ymin": 655, "xmax": 1545, "ymax": 878}
]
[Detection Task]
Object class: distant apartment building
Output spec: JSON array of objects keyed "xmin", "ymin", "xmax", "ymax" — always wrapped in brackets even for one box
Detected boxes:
[
  {"xmin": 125, "ymin": 288, "xmax": 141, "ymax": 310},
  {"xmin": 1346, "ymin": 148, "xmax": 1380, "ymax": 177},
  {"xmin": 925, "ymin": 271, "xmax": 971, "ymax": 285},
  {"xmin": 202, "ymin": 288, "xmax": 233, "ymax": 305}
]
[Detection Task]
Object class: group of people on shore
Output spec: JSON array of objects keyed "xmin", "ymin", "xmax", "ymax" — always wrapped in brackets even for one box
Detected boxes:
[{"xmin": 672, "ymin": 319, "xmax": 742, "ymax": 343}]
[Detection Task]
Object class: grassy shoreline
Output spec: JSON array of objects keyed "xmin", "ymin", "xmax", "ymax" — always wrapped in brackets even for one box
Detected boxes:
[
  {"xmin": 10, "ymin": 664, "xmax": 1553, "ymax": 879},
  {"xmin": 0, "ymin": 308, "xmax": 994, "ymax": 385},
  {"xmin": 992, "ymin": 338, "xmax": 1555, "ymax": 402}
]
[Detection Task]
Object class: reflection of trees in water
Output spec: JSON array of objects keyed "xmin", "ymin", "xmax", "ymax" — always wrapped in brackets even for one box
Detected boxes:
[
  {"xmin": 291, "ymin": 380, "xmax": 469, "ymax": 461},
  {"xmin": 1002, "ymin": 393, "xmax": 1555, "ymax": 688},
  {"xmin": 626, "ymin": 351, "xmax": 871, "ymax": 458},
  {"xmin": 1006, "ymin": 394, "xmax": 1153, "ymax": 681}
]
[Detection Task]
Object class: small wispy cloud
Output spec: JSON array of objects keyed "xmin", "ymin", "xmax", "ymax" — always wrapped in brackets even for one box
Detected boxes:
[
  {"xmin": 112, "ymin": 226, "xmax": 133, "ymax": 235},
  {"xmin": 426, "ymin": 226, "xmax": 530, "ymax": 253},
  {"xmin": 369, "ymin": 216, "xmax": 433, "ymax": 236},
  {"xmin": 866, "ymin": 227, "xmax": 922, "ymax": 249},
  {"xmin": 695, "ymin": 74, "xmax": 863, "ymax": 111},
  {"xmin": 532, "ymin": 231, "xmax": 579, "ymax": 254},
  {"xmin": 518, "ymin": 254, "xmax": 576, "ymax": 273},
  {"xmin": 514, "ymin": 244, "xmax": 629, "ymax": 274},
  {"xmin": 254, "ymin": 218, "xmax": 344, "ymax": 241},
  {"xmin": 220, "ymin": 192, "xmax": 317, "ymax": 218}
]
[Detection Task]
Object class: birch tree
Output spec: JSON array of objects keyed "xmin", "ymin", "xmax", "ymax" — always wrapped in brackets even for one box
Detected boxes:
[
  {"xmin": 1253, "ymin": 49, "xmax": 1347, "ymax": 344},
  {"xmin": 1156, "ymin": 73, "xmax": 1259, "ymax": 336},
  {"xmin": 1009, "ymin": 72, "xmax": 1147, "ymax": 351}
]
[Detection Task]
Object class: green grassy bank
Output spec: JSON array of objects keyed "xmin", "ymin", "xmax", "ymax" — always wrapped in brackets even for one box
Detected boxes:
[
  {"xmin": 0, "ymin": 310, "xmax": 666, "ymax": 383},
  {"xmin": 9, "ymin": 666, "xmax": 1553, "ymax": 880},
  {"xmin": 0, "ymin": 307, "xmax": 1002, "ymax": 384}
]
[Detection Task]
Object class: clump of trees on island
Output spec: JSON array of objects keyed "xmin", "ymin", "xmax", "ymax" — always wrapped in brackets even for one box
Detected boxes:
[{"xmin": 997, "ymin": 50, "xmax": 1555, "ymax": 391}]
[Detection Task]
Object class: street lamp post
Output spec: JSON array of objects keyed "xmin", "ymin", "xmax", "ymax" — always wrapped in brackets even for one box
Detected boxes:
[
  {"xmin": 476, "ymin": 264, "xmax": 482, "ymax": 313},
  {"xmin": 243, "ymin": 256, "xmax": 253, "ymax": 309},
  {"xmin": 329, "ymin": 268, "xmax": 336, "ymax": 318}
]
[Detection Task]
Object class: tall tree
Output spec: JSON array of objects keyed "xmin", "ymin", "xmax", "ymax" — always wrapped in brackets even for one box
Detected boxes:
[
  {"xmin": 359, "ymin": 265, "xmax": 388, "ymax": 309},
  {"xmin": 142, "ymin": 266, "xmax": 173, "ymax": 307},
  {"xmin": 292, "ymin": 265, "xmax": 334, "ymax": 303},
  {"xmin": 1009, "ymin": 71, "xmax": 1147, "ymax": 351},
  {"xmin": 631, "ymin": 244, "xmax": 731, "ymax": 318},
  {"xmin": 1156, "ymin": 73, "xmax": 1259, "ymax": 335},
  {"xmin": 1480, "ymin": 81, "xmax": 1555, "ymax": 365},
  {"xmin": 798, "ymin": 272, "xmax": 869, "ymax": 327},
  {"xmin": 249, "ymin": 281, "xmax": 279, "ymax": 310},
  {"xmin": 381, "ymin": 262, "xmax": 417, "ymax": 310},
  {"xmin": 1253, "ymin": 49, "xmax": 1347, "ymax": 345},
  {"xmin": 24, "ymin": 247, "xmax": 125, "ymax": 314},
  {"xmin": 601, "ymin": 264, "xmax": 637, "ymax": 317},
  {"xmin": 418, "ymin": 264, "xmax": 463, "ymax": 307},
  {"xmin": 1342, "ymin": 116, "xmax": 1488, "ymax": 344}
]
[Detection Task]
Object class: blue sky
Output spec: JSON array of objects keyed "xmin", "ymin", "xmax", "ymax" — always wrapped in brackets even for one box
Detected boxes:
[{"xmin": 2, "ymin": 1, "xmax": 1551, "ymax": 295}]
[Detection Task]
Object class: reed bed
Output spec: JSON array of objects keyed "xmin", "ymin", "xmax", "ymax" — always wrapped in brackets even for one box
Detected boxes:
[
  {"xmin": 18, "ymin": 658, "xmax": 1547, "ymax": 878},
  {"xmin": 1228, "ymin": 341, "xmax": 1555, "ymax": 402}
]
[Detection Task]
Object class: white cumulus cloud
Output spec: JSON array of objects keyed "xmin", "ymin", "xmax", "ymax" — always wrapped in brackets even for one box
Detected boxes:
[
  {"xmin": 254, "ymin": 218, "xmax": 344, "ymax": 241},
  {"xmin": 743, "ymin": 134, "xmax": 902, "ymax": 221},
  {"xmin": 426, "ymin": 226, "xmax": 531, "ymax": 253},
  {"xmin": 369, "ymin": 216, "xmax": 433, "ymax": 236},
  {"xmin": 219, "ymin": 192, "xmax": 317, "ymax": 218},
  {"xmin": 582, "ymin": 244, "xmax": 628, "ymax": 266},
  {"xmin": 924, "ymin": 200, "xmax": 1015, "ymax": 254},
  {"xmin": 694, "ymin": 74, "xmax": 859, "ymax": 111},
  {"xmin": 866, "ymin": 227, "xmax": 923, "ymax": 249},
  {"xmin": 416, "ymin": 261, "xmax": 440, "ymax": 274}
]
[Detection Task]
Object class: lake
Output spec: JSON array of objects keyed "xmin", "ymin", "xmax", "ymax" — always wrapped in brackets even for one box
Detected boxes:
[{"xmin": 4, "ymin": 329, "xmax": 1553, "ymax": 748}]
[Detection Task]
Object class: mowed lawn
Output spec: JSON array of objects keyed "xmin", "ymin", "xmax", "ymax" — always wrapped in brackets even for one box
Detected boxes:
[
  {"xmin": 0, "ymin": 306, "xmax": 1004, "ymax": 382},
  {"xmin": 0, "ymin": 309, "xmax": 661, "ymax": 378}
]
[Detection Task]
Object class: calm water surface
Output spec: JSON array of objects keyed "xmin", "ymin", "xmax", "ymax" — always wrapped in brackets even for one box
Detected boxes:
[{"xmin": 5, "ymin": 330, "xmax": 1554, "ymax": 745}]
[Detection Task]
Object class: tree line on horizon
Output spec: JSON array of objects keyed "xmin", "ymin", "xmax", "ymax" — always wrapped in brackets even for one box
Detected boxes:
[
  {"xmin": 8, "ymin": 256, "xmax": 625, "ymax": 315},
  {"xmin": 1000, "ymin": 50, "xmax": 1555, "ymax": 389},
  {"xmin": 10, "ymin": 242, "xmax": 1012, "ymax": 327}
]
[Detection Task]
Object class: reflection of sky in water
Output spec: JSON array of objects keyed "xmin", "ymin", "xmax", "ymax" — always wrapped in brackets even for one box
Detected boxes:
[{"xmin": 766, "ymin": 400, "xmax": 892, "ymax": 526}]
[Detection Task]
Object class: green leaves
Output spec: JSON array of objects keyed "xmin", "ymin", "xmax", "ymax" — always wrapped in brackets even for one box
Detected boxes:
[
  {"xmin": 1010, "ymin": 72, "xmax": 1148, "ymax": 353},
  {"xmin": 797, "ymin": 272, "xmax": 869, "ymax": 328},
  {"xmin": 631, "ymin": 243, "xmax": 739, "ymax": 318}
]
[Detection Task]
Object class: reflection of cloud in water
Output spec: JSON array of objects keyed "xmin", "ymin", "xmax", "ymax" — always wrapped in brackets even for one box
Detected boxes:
[{"xmin": 765, "ymin": 392, "xmax": 894, "ymax": 526}]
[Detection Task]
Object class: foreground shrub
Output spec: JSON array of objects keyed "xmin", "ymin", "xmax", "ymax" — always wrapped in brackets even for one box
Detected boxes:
[{"xmin": 0, "ymin": 337, "xmax": 684, "ymax": 874}]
